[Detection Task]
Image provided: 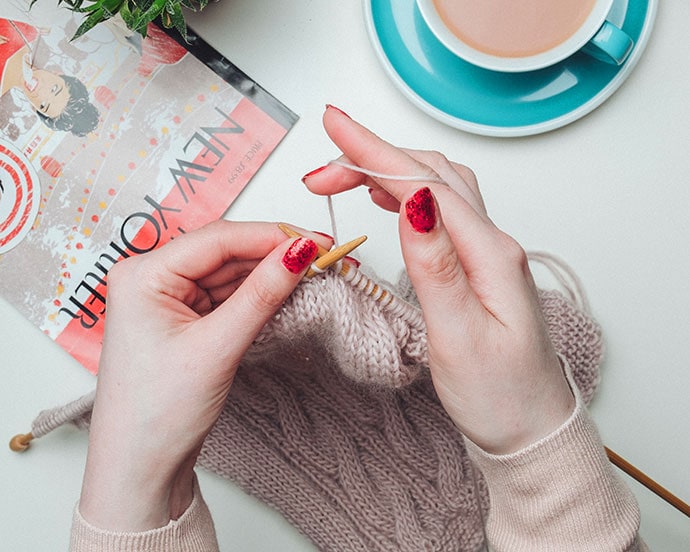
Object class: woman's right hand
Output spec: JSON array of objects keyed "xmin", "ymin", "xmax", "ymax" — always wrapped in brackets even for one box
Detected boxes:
[
  {"xmin": 79, "ymin": 221, "xmax": 323, "ymax": 531},
  {"xmin": 303, "ymin": 106, "xmax": 575, "ymax": 455}
]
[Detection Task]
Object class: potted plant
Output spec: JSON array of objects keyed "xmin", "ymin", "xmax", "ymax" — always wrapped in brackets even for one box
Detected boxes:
[{"xmin": 31, "ymin": 0, "xmax": 209, "ymax": 40}]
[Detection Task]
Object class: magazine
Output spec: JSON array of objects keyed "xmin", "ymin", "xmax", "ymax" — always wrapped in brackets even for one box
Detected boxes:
[{"xmin": 0, "ymin": 2, "xmax": 298, "ymax": 373}]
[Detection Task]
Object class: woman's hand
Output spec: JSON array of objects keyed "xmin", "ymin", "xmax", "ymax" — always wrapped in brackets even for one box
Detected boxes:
[
  {"xmin": 303, "ymin": 106, "xmax": 574, "ymax": 455},
  {"xmin": 79, "ymin": 220, "xmax": 322, "ymax": 531}
]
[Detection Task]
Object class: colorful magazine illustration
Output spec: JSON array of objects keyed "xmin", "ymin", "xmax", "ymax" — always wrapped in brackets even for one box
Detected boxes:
[{"xmin": 0, "ymin": 2, "xmax": 297, "ymax": 373}]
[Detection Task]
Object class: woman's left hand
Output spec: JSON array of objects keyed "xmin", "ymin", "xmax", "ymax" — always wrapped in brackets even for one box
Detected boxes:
[{"xmin": 302, "ymin": 107, "xmax": 574, "ymax": 456}]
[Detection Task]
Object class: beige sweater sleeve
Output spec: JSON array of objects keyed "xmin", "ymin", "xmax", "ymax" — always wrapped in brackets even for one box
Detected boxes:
[
  {"xmin": 70, "ymin": 474, "xmax": 219, "ymax": 552},
  {"xmin": 465, "ymin": 367, "xmax": 647, "ymax": 552}
]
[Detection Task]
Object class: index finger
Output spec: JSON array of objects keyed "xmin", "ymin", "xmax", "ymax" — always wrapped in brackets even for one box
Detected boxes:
[
  {"xmin": 317, "ymin": 106, "xmax": 442, "ymax": 203},
  {"xmin": 149, "ymin": 220, "xmax": 289, "ymax": 282}
]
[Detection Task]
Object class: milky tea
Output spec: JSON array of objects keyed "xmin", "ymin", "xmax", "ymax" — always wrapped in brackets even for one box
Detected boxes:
[{"xmin": 432, "ymin": 0, "xmax": 597, "ymax": 58}]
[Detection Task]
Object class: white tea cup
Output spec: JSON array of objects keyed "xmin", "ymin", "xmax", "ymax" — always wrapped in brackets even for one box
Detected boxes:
[{"xmin": 417, "ymin": 0, "xmax": 634, "ymax": 72}]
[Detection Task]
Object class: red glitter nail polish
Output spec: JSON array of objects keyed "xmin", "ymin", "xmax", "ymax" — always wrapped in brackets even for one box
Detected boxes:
[
  {"xmin": 405, "ymin": 187, "xmax": 436, "ymax": 233},
  {"xmin": 282, "ymin": 238, "xmax": 318, "ymax": 274},
  {"xmin": 301, "ymin": 165, "xmax": 328, "ymax": 182}
]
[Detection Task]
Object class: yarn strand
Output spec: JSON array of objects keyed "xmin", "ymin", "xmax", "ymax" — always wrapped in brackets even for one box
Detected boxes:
[{"xmin": 329, "ymin": 159, "xmax": 447, "ymax": 184}]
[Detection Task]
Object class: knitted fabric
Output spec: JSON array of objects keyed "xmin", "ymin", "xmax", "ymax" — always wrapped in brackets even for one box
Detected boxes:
[{"xmin": 29, "ymin": 264, "xmax": 604, "ymax": 552}]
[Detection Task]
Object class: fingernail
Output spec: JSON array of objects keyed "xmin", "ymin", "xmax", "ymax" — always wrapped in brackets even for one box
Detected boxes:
[
  {"xmin": 344, "ymin": 255, "xmax": 361, "ymax": 268},
  {"xmin": 313, "ymin": 231, "xmax": 334, "ymax": 241},
  {"xmin": 325, "ymin": 104, "xmax": 352, "ymax": 119},
  {"xmin": 282, "ymin": 238, "xmax": 318, "ymax": 274},
  {"xmin": 405, "ymin": 187, "xmax": 436, "ymax": 233},
  {"xmin": 301, "ymin": 165, "xmax": 328, "ymax": 183}
]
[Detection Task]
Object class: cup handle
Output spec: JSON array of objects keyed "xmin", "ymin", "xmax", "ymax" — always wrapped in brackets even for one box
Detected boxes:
[{"xmin": 581, "ymin": 20, "xmax": 634, "ymax": 65}]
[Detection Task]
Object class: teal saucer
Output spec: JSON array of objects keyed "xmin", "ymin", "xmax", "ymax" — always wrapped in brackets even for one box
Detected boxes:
[{"xmin": 364, "ymin": 0, "xmax": 657, "ymax": 137}]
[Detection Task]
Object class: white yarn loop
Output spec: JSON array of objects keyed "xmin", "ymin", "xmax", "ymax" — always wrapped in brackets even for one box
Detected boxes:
[
  {"xmin": 320, "ymin": 161, "xmax": 433, "ymax": 324},
  {"xmin": 329, "ymin": 159, "xmax": 447, "ymax": 184},
  {"xmin": 527, "ymin": 251, "xmax": 591, "ymax": 313}
]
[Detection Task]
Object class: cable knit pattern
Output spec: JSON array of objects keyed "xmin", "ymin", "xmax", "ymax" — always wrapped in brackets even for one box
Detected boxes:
[
  {"xmin": 32, "ymin": 267, "xmax": 605, "ymax": 551},
  {"xmin": 201, "ymin": 350, "xmax": 488, "ymax": 551}
]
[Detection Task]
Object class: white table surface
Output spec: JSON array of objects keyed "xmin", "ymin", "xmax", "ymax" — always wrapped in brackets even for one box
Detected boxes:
[{"xmin": 2, "ymin": 1, "xmax": 689, "ymax": 549}]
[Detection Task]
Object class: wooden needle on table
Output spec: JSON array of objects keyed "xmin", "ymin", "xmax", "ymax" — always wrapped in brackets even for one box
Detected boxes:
[{"xmin": 605, "ymin": 447, "xmax": 690, "ymax": 518}]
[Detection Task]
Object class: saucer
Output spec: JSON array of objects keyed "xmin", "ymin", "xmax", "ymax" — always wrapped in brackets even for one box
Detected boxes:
[{"xmin": 363, "ymin": 0, "xmax": 657, "ymax": 137}]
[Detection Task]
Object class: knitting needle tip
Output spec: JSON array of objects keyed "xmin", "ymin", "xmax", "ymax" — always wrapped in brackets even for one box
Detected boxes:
[
  {"xmin": 9, "ymin": 432, "xmax": 34, "ymax": 453},
  {"xmin": 307, "ymin": 235, "xmax": 367, "ymax": 277}
]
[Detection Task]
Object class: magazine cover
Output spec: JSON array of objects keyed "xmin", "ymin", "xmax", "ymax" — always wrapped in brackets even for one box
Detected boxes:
[{"xmin": 0, "ymin": 2, "xmax": 298, "ymax": 373}]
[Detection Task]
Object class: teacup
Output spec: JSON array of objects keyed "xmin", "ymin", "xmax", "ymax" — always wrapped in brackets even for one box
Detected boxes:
[{"xmin": 416, "ymin": 0, "xmax": 634, "ymax": 72}]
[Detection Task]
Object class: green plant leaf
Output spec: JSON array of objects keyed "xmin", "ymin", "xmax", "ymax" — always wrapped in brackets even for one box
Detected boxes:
[
  {"xmin": 126, "ymin": 0, "xmax": 165, "ymax": 36},
  {"xmin": 32, "ymin": 0, "xmax": 202, "ymax": 41},
  {"xmin": 132, "ymin": 0, "xmax": 155, "ymax": 10},
  {"xmin": 163, "ymin": 0, "xmax": 187, "ymax": 39},
  {"xmin": 118, "ymin": 1, "xmax": 135, "ymax": 27},
  {"xmin": 142, "ymin": 0, "xmax": 168, "ymax": 20},
  {"xmin": 180, "ymin": 0, "xmax": 208, "ymax": 11},
  {"xmin": 71, "ymin": 8, "xmax": 107, "ymax": 40},
  {"xmin": 62, "ymin": 0, "xmax": 86, "ymax": 8}
]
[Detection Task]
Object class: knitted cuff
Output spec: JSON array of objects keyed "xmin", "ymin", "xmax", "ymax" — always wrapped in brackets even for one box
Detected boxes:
[
  {"xmin": 464, "ymin": 364, "xmax": 641, "ymax": 552},
  {"xmin": 69, "ymin": 473, "xmax": 219, "ymax": 552}
]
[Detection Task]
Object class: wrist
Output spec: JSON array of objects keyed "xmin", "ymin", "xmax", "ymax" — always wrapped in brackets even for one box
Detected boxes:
[
  {"xmin": 496, "ymin": 381, "xmax": 575, "ymax": 454},
  {"xmin": 451, "ymin": 354, "xmax": 576, "ymax": 455},
  {"xmin": 79, "ymin": 441, "xmax": 196, "ymax": 531}
]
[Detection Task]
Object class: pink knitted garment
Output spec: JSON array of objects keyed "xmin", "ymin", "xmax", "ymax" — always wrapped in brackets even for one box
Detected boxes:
[{"xmin": 29, "ymin": 268, "xmax": 603, "ymax": 552}]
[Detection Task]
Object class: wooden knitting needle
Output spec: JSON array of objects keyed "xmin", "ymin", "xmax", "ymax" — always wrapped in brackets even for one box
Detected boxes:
[
  {"xmin": 278, "ymin": 225, "xmax": 400, "ymax": 306},
  {"xmin": 277, "ymin": 224, "xmax": 365, "ymax": 278},
  {"xmin": 278, "ymin": 223, "xmax": 330, "ymax": 256},
  {"xmin": 605, "ymin": 447, "xmax": 690, "ymax": 518},
  {"xmin": 307, "ymin": 235, "xmax": 367, "ymax": 277}
]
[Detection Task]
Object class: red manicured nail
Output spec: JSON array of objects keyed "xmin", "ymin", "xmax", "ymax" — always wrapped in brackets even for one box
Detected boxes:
[
  {"xmin": 405, "ymin": 187, "xmax": 436, "ymax": 233},
  {"xmin": 325, "ymin": 104, "xmax": 352, "ymax": 119},
  {"xmin": 282, "ymin": 238, "xmax": 318, "ymax": 274},
  {"xmin": 301, "ymin": 165, "xmax": 328, "ymax": 182},
  {"xmin": 344, "ymin": 255, "xmax": 361, "ymax": 268}
]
